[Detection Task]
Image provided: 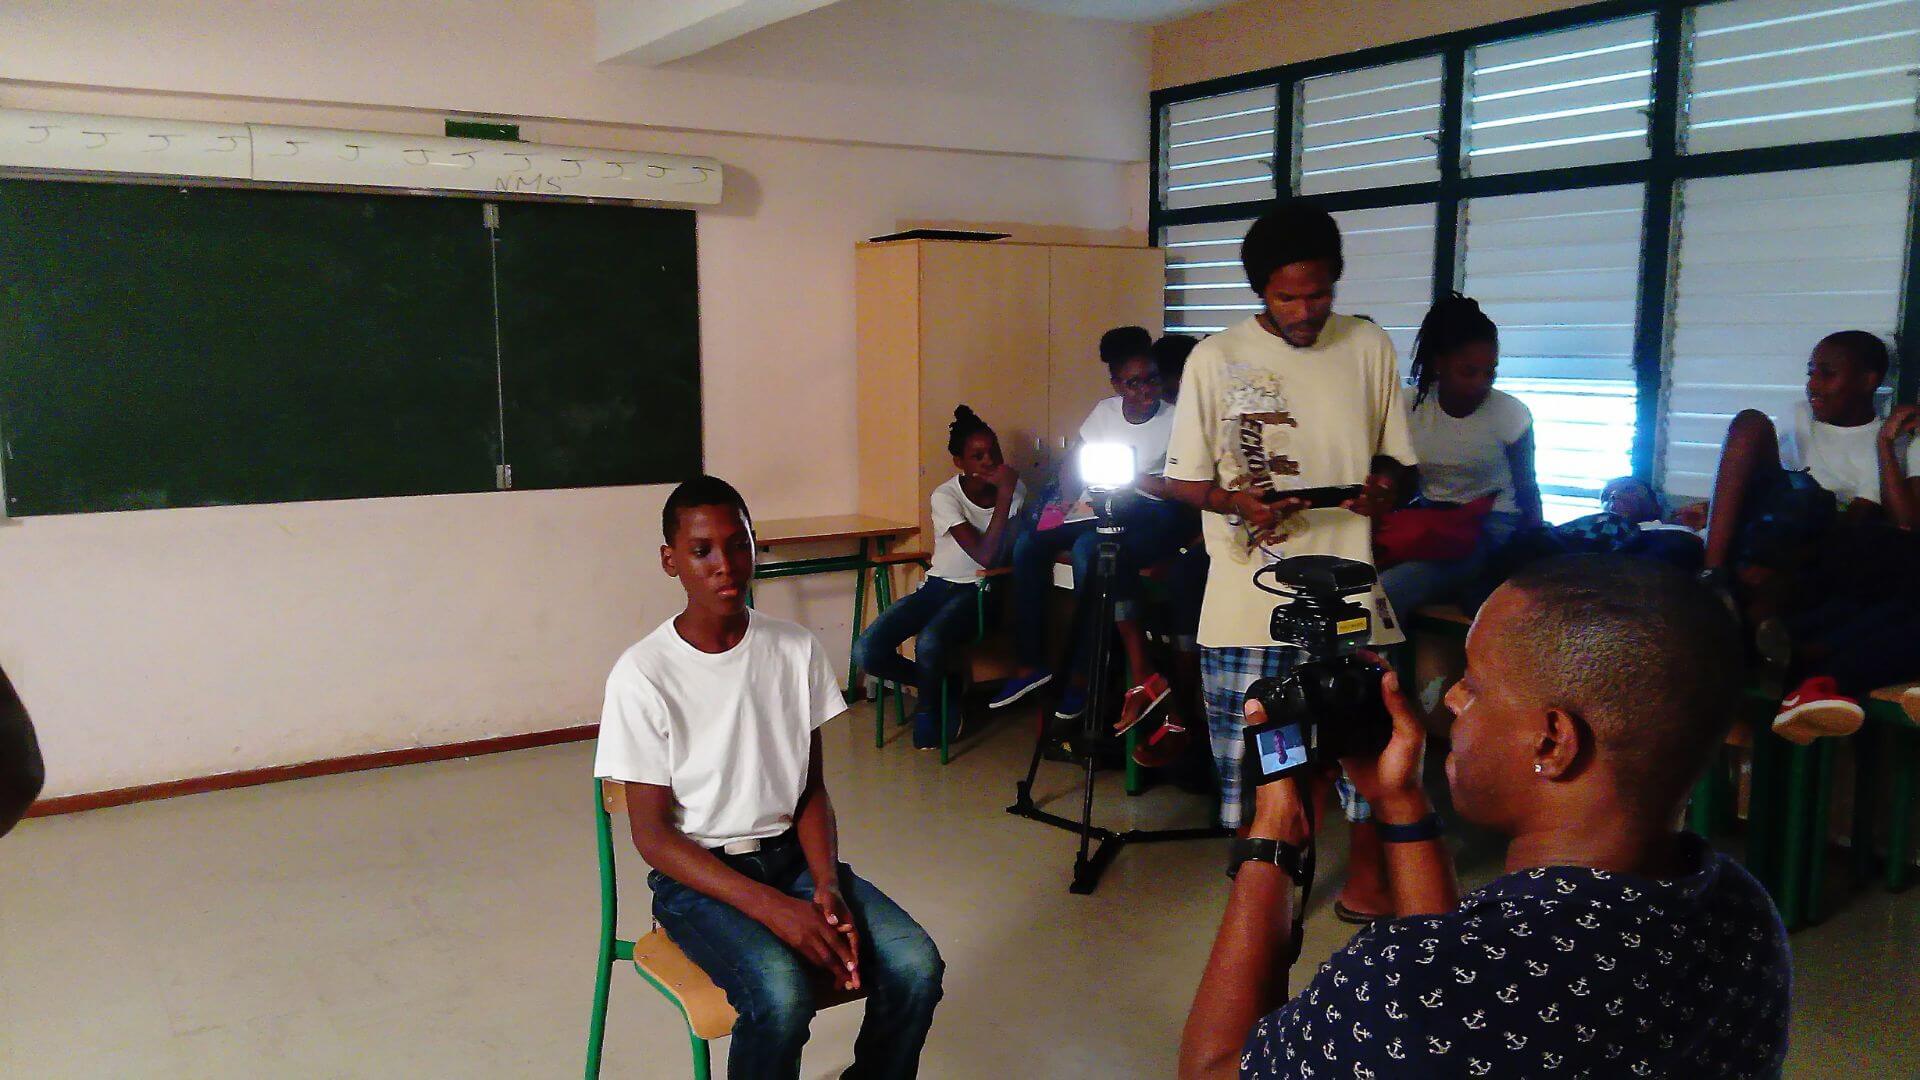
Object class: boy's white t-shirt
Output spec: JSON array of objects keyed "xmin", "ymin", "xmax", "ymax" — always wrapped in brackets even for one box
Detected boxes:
[
  {"xmin": 593, "ymin": 611, "xmax": 847, "ymax": 848},
  {"xmin": 1407, "ymin": 387, "xmax": 1533, "ymax": 514},
  {"xmin": 1778, "ymin": 399, "xmax": 1920, "ymax": 506},
  {"xmin": 1164, "ymin": 314, "xmax": 1417, "ymax": 648},
  {"xmin": 1079, "ymin": 396, "xmax": 1176, "ymax": 499},
  {"xmin": 928, "ymin": 474, "xmax": 1027, "ymax": 583}
]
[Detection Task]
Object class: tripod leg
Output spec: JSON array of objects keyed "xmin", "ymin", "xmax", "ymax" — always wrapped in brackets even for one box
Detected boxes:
[
  {"xmin": 1072, "ymin": 543, "xmax": 1122, "ymax": 890},
  {"xmin": 1017, "ymin": 548, "xmax": 1102, "ymax": 800}
]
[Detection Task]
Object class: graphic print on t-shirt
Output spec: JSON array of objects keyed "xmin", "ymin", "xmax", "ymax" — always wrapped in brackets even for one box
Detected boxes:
[{"xmin": 1220, "ymin": 359, "xmax": 1305, "ymax": 551}]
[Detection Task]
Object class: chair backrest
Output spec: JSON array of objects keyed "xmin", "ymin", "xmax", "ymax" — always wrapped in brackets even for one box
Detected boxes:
[
  {"xmin": 601, "ymin": 777, "xmax": 628, "ymax": 816},
  {"xmin": 595, "ymin": 779, "xmax": 624, "ymax": 952}
]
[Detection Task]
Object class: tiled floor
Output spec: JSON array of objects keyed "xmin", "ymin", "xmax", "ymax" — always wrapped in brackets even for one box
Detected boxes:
[{"xmin": 3, "ymin": 704, "xmax": 1915, "ymax": 1077}]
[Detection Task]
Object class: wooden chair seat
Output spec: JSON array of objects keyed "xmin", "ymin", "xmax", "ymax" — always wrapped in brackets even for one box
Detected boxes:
[
  {"xmin": 870, "ymin": 549, "xmax": 933, "ymax": 566},
  {"xmin": 630, "ymin": 930, "xmax": 864, "ymax": 1043},
  {"xmin": 632, "ymin": 929, "xmax": 738, "ymax": 1041},
  {"xmin": 1869, "ymin": 683, "xmax": 1920, "ymax": 727}
]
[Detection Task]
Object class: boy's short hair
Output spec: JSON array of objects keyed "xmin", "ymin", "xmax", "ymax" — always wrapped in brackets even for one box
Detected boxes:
[
  {"xmin": 662, "ymin": 475, "xmax": 751, "ymax": 544},
  {"xmin": 1241, "ymin": 198, "xmax": 1344, "ymax": 294},
  {"xmin": 1099, "ymin": 326, "xmax": 1154, "ymax": 367},
  {"xmin": 1819, "ymin": 330, "xmax": 1891, "ymax": 379},
  {"xmin": 1503, "ymin": 554, "xmax": 1741, "ymax": 813}
]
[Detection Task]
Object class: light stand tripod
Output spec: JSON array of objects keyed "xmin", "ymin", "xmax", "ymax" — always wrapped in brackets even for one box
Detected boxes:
[{"xmin": 1006, "ymin": 486, "xmax": 1226, "ymax": 894}]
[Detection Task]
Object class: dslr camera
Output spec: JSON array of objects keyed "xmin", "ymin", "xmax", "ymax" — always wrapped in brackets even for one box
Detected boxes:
[{"xmin": 1242, "ymin": 555, "xmax": 1393, "ymax": 785}]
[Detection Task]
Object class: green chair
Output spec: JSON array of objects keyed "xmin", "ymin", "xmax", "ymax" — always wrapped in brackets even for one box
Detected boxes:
[
  {"xmin": 586, "ymin": 780, "xmax": 862, "ymax": 1078},
  {"xmin": 868, "ymin": 558, "xmax": 1007, "ymax": 765},
  {"xmin": 1689, "ymin": 682, "xmax": 1920, "ymax": 929},
  {"xmin": 1688, "ymin": 681, "xmax": 1829, "ymax": 927},
  {"xmin": 1865, "ymin": 685, "xmax": 1920, "ymax": 893}
]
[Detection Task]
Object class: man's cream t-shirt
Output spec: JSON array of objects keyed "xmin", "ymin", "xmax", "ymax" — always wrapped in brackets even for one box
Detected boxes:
[{"xmin": 1163, "ymin": 314, "xmax": 1417, "ymax": 649}]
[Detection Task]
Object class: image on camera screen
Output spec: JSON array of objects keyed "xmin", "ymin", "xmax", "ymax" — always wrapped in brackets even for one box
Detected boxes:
[{"xmin": 1254, "ymin": 722, "xmax": 1309, "ymax": 778}]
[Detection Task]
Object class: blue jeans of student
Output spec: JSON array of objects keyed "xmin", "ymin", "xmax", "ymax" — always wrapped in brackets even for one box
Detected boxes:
[
  {"xmin": 1380, "ymin": 510, "xmax": 1523, "ymax": 620},
  {"xmin": 853, "ymin": 576, "xmax": 978, "ymax": 708},
  {"xmin": 1010, "ymin": 496, "xmax": 1195, "ymax": 670},
  {"xmin": 650, "ymin": 839, "xmax": 944, "ymax": 1080}
]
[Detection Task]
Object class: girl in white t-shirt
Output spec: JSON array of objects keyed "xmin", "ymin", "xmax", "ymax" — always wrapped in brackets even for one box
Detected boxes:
[
  {"xmin": 1381, "ymin": 295, "xmax": 1542, "ymax": 619},
  {"xmin": 990, "ymin": 328, "xmax": 1198, "ymax": 740},
  {"xmin": 852, "ymin": 405, "xmax": 1024, "ymax": 749}
]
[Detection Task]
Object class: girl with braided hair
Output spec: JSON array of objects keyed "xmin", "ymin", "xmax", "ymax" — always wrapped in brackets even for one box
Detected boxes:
[
  {"xmin": 1379, "ymin": 294, "xmax": 1541, "ymax": 619},
  {"xmin": 854, "ymin": 406, "xmax": 1025, "ymax": 749}
]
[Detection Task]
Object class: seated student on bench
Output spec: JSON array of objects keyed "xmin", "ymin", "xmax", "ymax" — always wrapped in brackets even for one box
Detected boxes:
[
  {"xmin": 1379, "ymin": 294, "xmax": 1541, "ymax": 619},
  {"xmin": 597, "ymin": 477, "xmax": 944, "ymax": 1079},
  {"xmin": 1134, "ymin": 332, "xmax": 1208, "ymax": 769},
  {"xmin": 1179, "ymin": 555, "xmax": 1791, "ymax": 1079},
  {"xmin": 1600, "ymin": 475, "xmax": 1706, "ymax": 571},
  {"xmin": 854, "ymin": 406, "xmax": 1025, "ymax": 749},
  {"xmin": 1691, "ymin": 330, "xmax": 1920, "ymax": 739},
  {"xmin": 991, "ymin": 327, "xmax": 1198, "ymax": 736}
]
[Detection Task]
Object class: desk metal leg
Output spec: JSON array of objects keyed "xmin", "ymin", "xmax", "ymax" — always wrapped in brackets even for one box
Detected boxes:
[{"xmin": 847, "ymin": 537, "xmax": 872, "ymax": 696}]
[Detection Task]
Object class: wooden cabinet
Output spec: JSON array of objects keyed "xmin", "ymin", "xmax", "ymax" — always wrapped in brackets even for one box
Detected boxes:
[{"xmin": 856, "ymin": 239, "xmax": 1166, "ymax": 544}]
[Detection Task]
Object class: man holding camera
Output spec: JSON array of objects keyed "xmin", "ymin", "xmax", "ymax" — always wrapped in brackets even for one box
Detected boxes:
[
  {"xmin": 1165, "ymin": 199, "xmax": 1414, "ymax": 920},
  {"xmin": 1178, "ymin": 555, "xmax": 1791, "ymax": 1079}
]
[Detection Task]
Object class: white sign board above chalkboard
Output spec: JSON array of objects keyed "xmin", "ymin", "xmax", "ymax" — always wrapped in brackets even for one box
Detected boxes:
[{"xmin": 0, "ymin": 110, "xmax": 724, "ymax": 206}]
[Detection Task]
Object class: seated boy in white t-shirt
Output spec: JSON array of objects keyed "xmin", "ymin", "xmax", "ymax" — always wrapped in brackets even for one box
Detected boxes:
[
  {"xmin": 1693, "ymin": 331, "xmax": 1920, "ymax": 739},
  {"xmin": 595, "ymin": 476, "xmax": 943, "ymax": 1080}
]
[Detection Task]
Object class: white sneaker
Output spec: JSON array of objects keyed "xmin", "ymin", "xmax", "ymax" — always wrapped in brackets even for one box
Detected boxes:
[{"xmin": 1772, "ymin": 677, "xmax": 1864, "ymax": 744}]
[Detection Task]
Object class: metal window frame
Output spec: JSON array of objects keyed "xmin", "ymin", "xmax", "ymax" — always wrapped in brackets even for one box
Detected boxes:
[{"xmin": 1150, "ymin": 0, "xmax": 1920, "ymax": 482}]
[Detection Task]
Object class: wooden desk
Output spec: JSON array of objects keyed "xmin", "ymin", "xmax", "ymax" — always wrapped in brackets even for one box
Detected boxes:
[
  {"xmin": 758, "ymin": 515, "xmax": 917, "ymax": 548},
  {"xmin": 753, "ymin": 515, "xmax": 917, "ymax": 693}
]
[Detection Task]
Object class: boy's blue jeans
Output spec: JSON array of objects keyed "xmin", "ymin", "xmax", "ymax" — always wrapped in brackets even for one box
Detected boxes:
[{"xmin": 649, "ymin": 838, "xmax": 944, "ymax": 1080}]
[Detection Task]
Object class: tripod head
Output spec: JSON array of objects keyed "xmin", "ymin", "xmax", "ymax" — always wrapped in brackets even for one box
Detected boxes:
[{"xmin": 1079, "ymin": 442, "xmax": 1137, "ymax": 537}]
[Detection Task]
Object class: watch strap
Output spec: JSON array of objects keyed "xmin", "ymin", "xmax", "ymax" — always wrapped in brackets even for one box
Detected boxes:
[
  {"xmin": 1228, "ymin": 836, "xmax": 1304, "ymax": 879},
  {"xmin": 1377, "ymin": 813, "xmax": 1444, "ymax": 844}
]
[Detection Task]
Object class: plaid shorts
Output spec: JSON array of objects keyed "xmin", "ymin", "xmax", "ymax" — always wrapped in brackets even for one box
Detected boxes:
[{"xmin": 1201, "ymin": 645, "xmax": 1373, "ymax": 829}]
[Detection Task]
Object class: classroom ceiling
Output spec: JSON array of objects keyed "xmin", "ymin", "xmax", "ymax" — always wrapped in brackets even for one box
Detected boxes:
[
  {"xmin": 978, "ymin": 0, "xmax": 1239, "ymax": 20},
  {"xmin": 596, "ymin": 0, "xmax": 1239, "ymax": 67}
]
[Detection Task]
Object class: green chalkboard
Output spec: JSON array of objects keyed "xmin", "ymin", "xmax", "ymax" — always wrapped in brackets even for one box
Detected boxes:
[
  {"xmin": 496, "ymin": 200, "xmax": 702, "ymax": 490},
  {"xmin": 0, "ymin": 177, "xmax": 702, "ymax": 516},
  {"xmin": 0, "ymin": 179, "xmax": 499, "ymax": 514}
]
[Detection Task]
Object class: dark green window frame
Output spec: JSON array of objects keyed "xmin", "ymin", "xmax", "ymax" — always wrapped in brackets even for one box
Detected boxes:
[{"xmin": 1149, "ymin": 0, "xmax": 1920, "ymax": 483}]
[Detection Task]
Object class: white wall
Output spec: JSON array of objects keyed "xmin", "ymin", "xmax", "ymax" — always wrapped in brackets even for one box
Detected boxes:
[
  {"xmin": 0, "ymin": 1, "xmax": 1148, "ymax": 797},
  {"xmin": 0, "ymin": 0, "xmax": 1148, "ymax": 162}
]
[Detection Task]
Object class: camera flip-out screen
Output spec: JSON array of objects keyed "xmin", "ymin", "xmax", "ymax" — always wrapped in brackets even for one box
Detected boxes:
[{"xmin": 1247, "ymin": 719, "xmax": 1311, "ymax": 783}]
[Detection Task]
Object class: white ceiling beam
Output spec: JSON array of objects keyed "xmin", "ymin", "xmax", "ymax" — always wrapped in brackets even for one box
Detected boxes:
[{"xmin": 595, "ymin": 0, "xmax": 850, "ymax": 65}]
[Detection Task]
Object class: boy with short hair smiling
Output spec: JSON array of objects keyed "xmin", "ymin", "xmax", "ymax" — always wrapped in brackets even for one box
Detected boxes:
[
  {"xmin": 595, "ymin": 476, "xmax": 943, "ymax": 1079},
  {"xmin": 1694, "ymin": 331, "xmax": 1920, "ymax": 737}
]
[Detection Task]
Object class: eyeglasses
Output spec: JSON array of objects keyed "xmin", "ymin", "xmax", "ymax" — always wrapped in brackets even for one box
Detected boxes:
[{"xmin": 1115, "ymin": 376, "xmax": 1160, "ymax": 390}]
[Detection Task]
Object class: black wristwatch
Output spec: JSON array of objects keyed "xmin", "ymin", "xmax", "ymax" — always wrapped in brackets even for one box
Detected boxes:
[
  {"xmin": 1228, "ymin": 836, "xmax": 1306, "ymax": 880},
  {"xmin": 1377, "ymin": 812, "xmax": 1444, "ymax": 844}
]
